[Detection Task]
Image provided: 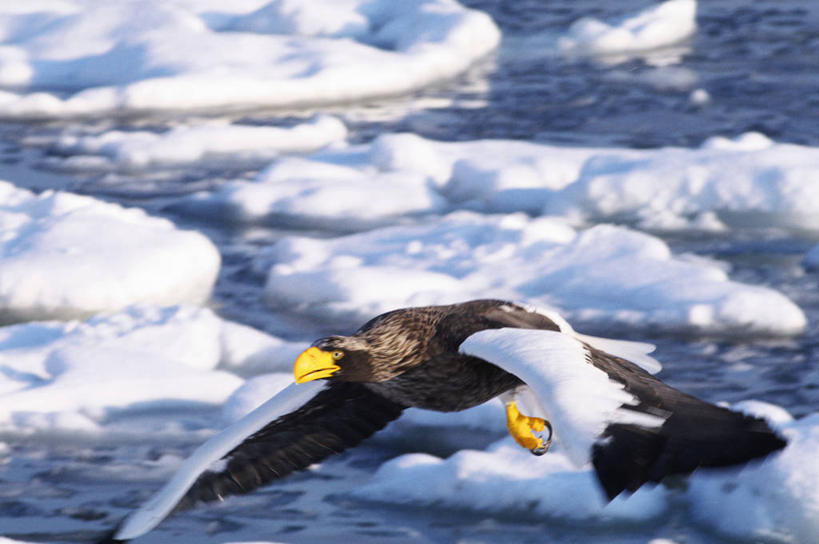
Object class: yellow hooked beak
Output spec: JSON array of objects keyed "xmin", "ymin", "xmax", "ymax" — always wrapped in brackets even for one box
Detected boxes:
[{"xmin": 293, "ymin": 347, "xmax": 340, "ymax": 383}]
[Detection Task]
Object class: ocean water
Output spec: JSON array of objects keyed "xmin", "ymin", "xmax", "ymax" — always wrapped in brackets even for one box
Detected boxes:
[{"xmin": 0, "ymin": 1, "xmax": 817, "ymax": 543}]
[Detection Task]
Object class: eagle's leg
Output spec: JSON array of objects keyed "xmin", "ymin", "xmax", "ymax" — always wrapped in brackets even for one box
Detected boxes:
[{"xmin": 503, "ymin": 400, "xmax": 552, "ymax": 456}]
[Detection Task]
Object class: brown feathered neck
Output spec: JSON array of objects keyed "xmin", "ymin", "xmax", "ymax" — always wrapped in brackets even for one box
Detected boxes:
[{"xmin": 311, "ymin": 305, "xmax": 448, "ymax": 382}]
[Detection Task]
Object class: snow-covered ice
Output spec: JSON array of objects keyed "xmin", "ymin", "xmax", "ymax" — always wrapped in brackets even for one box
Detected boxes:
[
  {"xmin": 0, "ymin": 0, "xmax": 499, "ymax": 118},
  {"xmin": 0, "ymin": 182, "xmax": 220, "ymax": 323},
  {"xmin": 558, "ymin": 0, "xmax": 697, "ymax": 61},
  {"xmin": 175, "ymin": 131, "xmax": 819, "ymax": 232},
  {"xmin": 41, "ymin": 115, "xmax": 347, "ymax": 171},
  {"xmin": 546, "ymin": 132, "xmax": 819, "ymax": 231},
  {"xmin": 351, "ymin": 401, "xmax": 819, "ymax": 543},
  {"xmin": 177, "ymin": 153, "xmax": 446, "ymax": 228},
  {"xmin": 260, "ymin": 212, "xmax": 806, "ymax": 335},
  {"xmin": 687, "ymin": 405, "xmax": 819, "ymax": 543},
  {"xmin": 0, "ymin": 305, "xmax": 299, "ymax": 439},
  {"xmin": 351, "ymin": 440, "xmax": 670, "ymax": 523}
]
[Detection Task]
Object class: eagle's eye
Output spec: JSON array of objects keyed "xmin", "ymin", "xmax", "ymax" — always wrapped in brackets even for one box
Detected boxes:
[{"xmin": 331, "ymin": 350, "xmax": 344, "ymax": 360}]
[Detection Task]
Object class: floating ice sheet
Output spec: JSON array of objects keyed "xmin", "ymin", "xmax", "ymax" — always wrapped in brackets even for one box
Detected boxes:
[
  {"xmin": 261, "ymin": 212, "xmax": 806, "ymax": 335},
  {"xmin": 176, "ymin": 153, "xmax": 446, "ymax": 228},
  {"xmin": 351, "ymin": 401, "xmax": 818, "ymax": 543},
  {"xmin": 173, "ymin": 131, "xmax": 819, "ymax": 232},
  {"xmin": 0, "ymin": 305, "xmax": 298, "ymax": 438},
  {"xmin": 686, "ymin": 402, "xmax": 819, "ymax": 543},
  {"xmin": 42, "ymin": 115, "xmax": 347, "ymax": 171},
  {"xmin": 558, "ymin": 0, "xmax": 697, "ymax": 61},
  {"xmin": 0, "ymin": 182, "xmax": 220, "ymax": 323},
  {"xmin": 351, "ymin": 438, "xmax": 670, "ymax": 523},
  {"xmin": 0, "ymin": 0, "xmax": 499, "ymax": 118}
]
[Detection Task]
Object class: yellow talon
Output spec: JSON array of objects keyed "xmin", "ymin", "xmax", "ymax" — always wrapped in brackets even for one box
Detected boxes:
[{"xmin": 505, "ymin": 401, "xmax": 552, "ymax": 456}]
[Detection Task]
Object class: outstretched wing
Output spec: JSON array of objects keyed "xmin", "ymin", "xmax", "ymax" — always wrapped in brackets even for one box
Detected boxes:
[
  {"xmin": 107, "ymin": 381, "xmax": 404, "ymax": 542},
  {"xmin": 479, "ymin": 301, "xmax": 663, "ymax": 374},
  {"xmin": 460, "ymin": 328, "xmax": 786, "ymax": 500}
]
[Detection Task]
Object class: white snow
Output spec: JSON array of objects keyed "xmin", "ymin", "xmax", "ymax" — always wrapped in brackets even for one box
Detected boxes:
[
  {"xmin": 175, "ymin": 131, "xmax": 819, "ymax": 232},
  {"xmin": 0, "ymin": 305, "xmax": 295, "ymax": 438},
  {"xmin": 42, "ymin": 115, "xmax": 347, "ymax": 171},
  {"xmin": 558, "ymin": 0, "xmax": 697, "ymax": 60},
  {"xmin": 0, "ymin": 0, "xmax": 500, "ymax": 118},
  {"xmin": 687, "ymin": 404, "xmax": 819, "ymax": 543},
  {"xmin": 0, "ymin": 182, "xmax": 220, "ymax": 323},
  {"xmin": 351, "ymin": 401, "xmax": 819, "ymax": 543},
  {"xmin": 177, "ymin": 154, "xmax": 446, "ymax": 228},
  {"xmin": 351, "ymin": 439, "xmax": 670, "ymax": 523},
  {"xmin": 261, "ymin": 212, "xmax": 806, "ymax": 335}
]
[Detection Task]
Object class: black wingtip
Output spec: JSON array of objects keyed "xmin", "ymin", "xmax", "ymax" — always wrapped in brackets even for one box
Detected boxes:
[{"xmin": 592, "ymin": 412, "xmax": 788, "ymax": 501}]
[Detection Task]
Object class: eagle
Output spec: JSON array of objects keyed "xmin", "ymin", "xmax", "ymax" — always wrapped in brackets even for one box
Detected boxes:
[{"xmin": 99, "ymin": 299, "xmax": 786, "ymax": 542}]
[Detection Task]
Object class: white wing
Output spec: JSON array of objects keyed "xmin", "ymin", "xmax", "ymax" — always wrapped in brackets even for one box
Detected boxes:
[
  {"xmin": 574, "ymin": 333, "xmax": 661, "ymax": 374},
  {"xmin": 460, "ymin": 328, "xmax": 664, "ymax": 466},
  {"xmin": 114, "ymin": 381, "xmax": 325, "ymax": 541},
  {"xmin": 512, "ymin": 302, "xmax": 662, "ymax": 374}
]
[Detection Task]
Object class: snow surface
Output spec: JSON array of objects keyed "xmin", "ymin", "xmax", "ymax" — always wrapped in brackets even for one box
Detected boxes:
[
  {"xmin": 353, "ymin": 401, "xmax": 818, "ymax": 543},
  {"xmin": 351, "ymin": 441, "xmax": 670, "ymax": 523},
  {"xmin": 558, "ymin": 0, "xmax": 697, "ymax": 60},
  {"xmin": 260, "ymin": 212, "xmax": 806, "ymax": 335},
  {"xmin": 0, "ymin": 305, "xmax": 298, "ymax": 438},
  {"xmin": 0, "ymin": 182, "xmax": 220, "ymax": 323},
  {"xmin": 177, "ymin": 153, "xmax": 446, "ymax": 228},
  {"xmin": 0, "ymin": 0, "xmax": 499, "ymax": 118},
  {"xmin": 41, "ymin": 115, "xmax": 347, "ymax": 171},
  {"xmin": 175, "ymin": 131, "xmax": 819, "ymax": 232}
]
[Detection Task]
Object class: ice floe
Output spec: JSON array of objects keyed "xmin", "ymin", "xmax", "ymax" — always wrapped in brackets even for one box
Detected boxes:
[
  {"xmin": 687, "ymin": 405, "xmax": 819, "ymax": 543},
  {"xmin": 173, "ymin": 131, "xmax": 819, "ymax": 232},
  {"xmin": 0, "ymin": 0, "xmax": 499, "ymax": 118},
  {"xmin": 351, "ymin": 401, "xmax": 819, "ymax": 543},
  {"xmin": 176, "ymin": 153, "xmax": 446, "ymax": 228},
  {"xmin": 260, "ymin": 212, "xmax": 806, "ymax": 335},
  {"xmin": 0, "ymin": 305, "xmax": 298, "ymax": 438},
  {"xmin": 351, "ymin": 440, "xmax": 670, "ymax": 523},
  {"xmin": 558, "ymin": 0, "xmax": 697, "ymax": 62},
  {"xmin": 0, "ymin": 182, "xmax": 219, "ymax": 323},
  {"xmin": 41, "ymin": 115, "xmax": 347, "ymax": 171}
]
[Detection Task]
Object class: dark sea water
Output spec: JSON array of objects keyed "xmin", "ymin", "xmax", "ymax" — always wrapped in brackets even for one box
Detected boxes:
[{"xmin": 1, "ymin": 1, "xmax": 818, "ymax": 543}]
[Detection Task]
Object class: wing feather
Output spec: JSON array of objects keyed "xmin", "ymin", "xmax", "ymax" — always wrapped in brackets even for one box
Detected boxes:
[
  {"xmin": 111, "ymin": 381, "xmax": 403, "ymax": 542},
  {"xmin": 460, "ymin": 327, "xmax": 786, "ymax": 499}
]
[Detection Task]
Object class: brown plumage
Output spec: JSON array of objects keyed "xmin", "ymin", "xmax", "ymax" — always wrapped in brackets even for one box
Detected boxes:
[{"xmin": 99, "ymin": 299, "xmax": 787, "ymax": 543}]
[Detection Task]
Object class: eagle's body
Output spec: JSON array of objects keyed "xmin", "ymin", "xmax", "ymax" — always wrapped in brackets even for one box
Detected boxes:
[
  {"xmin": 99, "ymin": 299, "xmax": 787, "ymax": 543},
  {"xmin": 355, "ymin": 300, "xmax": 532, "ymax": 410}
]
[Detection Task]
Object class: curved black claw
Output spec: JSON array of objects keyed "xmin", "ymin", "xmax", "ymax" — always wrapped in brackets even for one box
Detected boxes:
[{"xmin": 529, "ymin": 419, "xmax": 553, "ymax": 456}]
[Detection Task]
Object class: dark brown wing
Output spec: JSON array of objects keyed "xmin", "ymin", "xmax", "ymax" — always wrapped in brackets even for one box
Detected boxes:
[
  {"xmin": 174, "ymin": 382, "xmax": 404, "ymax": 511},
  {"xmin": 587, "ymin": 346, "xmax": 787, "ymax": 499}
]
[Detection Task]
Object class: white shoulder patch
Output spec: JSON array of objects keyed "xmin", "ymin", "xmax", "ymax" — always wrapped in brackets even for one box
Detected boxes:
[
  {"xmin": 513, "ymin": 302, "xmax": 662, "ymax": 374},
  {"xmin": 460, "ymin": 328, "xmax": 664, "ymax": 467},
  {"xmin": 114, "ymin": 381, "xmax": 326, "ymax": 541},
  {"xmin": 574, "ymin": 333, "xmax": 662, "ymax": 374},
  {"xmin": 514, "ymin": 302, "xmax": 575, "ymax": 333}
]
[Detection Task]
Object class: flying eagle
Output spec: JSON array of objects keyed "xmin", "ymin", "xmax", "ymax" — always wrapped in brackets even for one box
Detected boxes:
[{"xmin": 99, "ymin": 299, "xmax": 786, "ymax": 542}]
